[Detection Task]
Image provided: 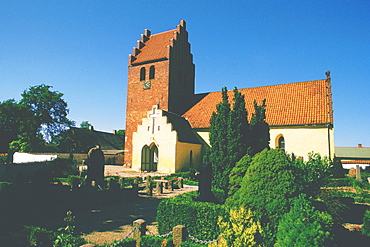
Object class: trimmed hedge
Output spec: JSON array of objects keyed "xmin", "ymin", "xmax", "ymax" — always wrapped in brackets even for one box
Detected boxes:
[
  {"xmin": 140, "ymin": 235, "xmax": 174, "ymax": 247},
  {"xmin": 106, "ymin": 238, "xmax": 136, "ymax": 247},
  {"xmin": 156, "ymin": 191, "xmax": 227, "ymax": 241},
  {"xmin": 363, "ymin": 210, "xmax": 370, "ymax": 237}
]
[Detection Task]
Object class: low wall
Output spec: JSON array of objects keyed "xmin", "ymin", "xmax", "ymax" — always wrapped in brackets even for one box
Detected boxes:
[{"xmin": 18, "ymin": 153, "xmax": 124, "ymax": 165}]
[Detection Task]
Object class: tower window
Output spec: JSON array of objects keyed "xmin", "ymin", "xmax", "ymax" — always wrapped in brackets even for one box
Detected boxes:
[
  {"xmin": 149, "ymin": 65, "xmax": 155, "ymax": 79},
  {"xmin": 140, "ymin": 67, "xmax": 146, "ymax": 81}
]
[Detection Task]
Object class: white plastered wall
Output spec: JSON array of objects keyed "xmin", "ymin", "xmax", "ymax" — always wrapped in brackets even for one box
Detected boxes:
[
  {"xmin": 196, "ymin": 126, "xmax": 334, "ymax": 161},
  {"xmin": 269, "ymin": 127, "xmax": 334, "ymax": 160}
]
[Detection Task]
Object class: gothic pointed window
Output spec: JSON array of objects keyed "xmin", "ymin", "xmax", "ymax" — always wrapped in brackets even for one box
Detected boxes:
[
  {"xmin": 149, "ymin": 65, "xmax": 155, "ymax": 79},
  {"xmin": 140, "ymin": 67, "xmax": 146, "ymax": 81}
]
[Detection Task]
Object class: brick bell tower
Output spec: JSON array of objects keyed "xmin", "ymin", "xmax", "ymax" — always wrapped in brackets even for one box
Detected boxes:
[{"xmin": 124, "ymin": 20, "xmax": 195, "ymax": 167}]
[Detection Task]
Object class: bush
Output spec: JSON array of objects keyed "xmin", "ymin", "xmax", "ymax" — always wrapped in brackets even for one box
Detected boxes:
[
  {"xmin": 140, "ymin": 235, "xmax": 173, "ymax": 247},
  {"xmin": 180, "ymin": 241, "xmax": 207, "ymax": 246},
  {"xmin": 228, "ymin": 154, "xmax": 252, "ymax": 197},
  {"xmin": 227, "ymin": 149, "xmax": 302, "ymax": 220},
  {"xmin": 19, "ymin": 226, "xmax": 54, "ymax": 247},
  {"xmin": 106, "ymin": 238, "xmax": 136, "ymax": 247},
  {"xmin": 275, "ymin": 194, "xmax": 334, "ymax": 247},
  {"xmin": 157, "ymin": 191, "xmax": 228, "ymax": 241},
  {"xmin": 363, "ymin": 210, "xmax": 370, "ymax": 237},
  {"xmin": 217, "ymin": 206, "xmax": 263, "ymax": 247}
]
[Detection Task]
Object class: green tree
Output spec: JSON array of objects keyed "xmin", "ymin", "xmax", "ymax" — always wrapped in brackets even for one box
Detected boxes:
[
  {"xmin": 80, "ymin": 121, "xmax": 92, "ymax": 129},
  {"xmin": 228, "ymin": 87, "xmax": 249, "ymax": 167},
  {"xmin": 275, "ymin": 194, "xmax": 333, "ymax": 246},
  {"xmin": 207, "ymin": 87, "xmax": 232, "ymax": 202},
  {"xmin": 20, "ymin": 84, "xmax": 72, "ymax": 142},
  {"xmin": 249, "ymin": 99, "xmax": 270, "ymax": 155}
]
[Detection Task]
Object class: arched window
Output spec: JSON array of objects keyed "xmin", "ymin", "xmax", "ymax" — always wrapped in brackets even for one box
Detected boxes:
[
  {"xmin": 140, "ymin": 67, "xmax": 146, "ymax": 81},
  {"xmin": 149, "ymin": 65, "xmax": 155, "ymax": 79},
  {"xmin": 278, "ymin": 136, "xmax": 285, "ymax": 151}
]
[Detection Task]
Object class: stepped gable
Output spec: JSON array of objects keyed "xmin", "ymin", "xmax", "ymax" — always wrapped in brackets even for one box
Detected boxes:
[
  {"xmin": 183, "ymin": 79, "xmax": 333, "ymax": 128},
  {"xmin": 129, "ymin": 20, "xmax": 188, "ymax": 66},
  {"xmin": 162, "ymin": 110, "xmax": 201, "ymax": 144}
]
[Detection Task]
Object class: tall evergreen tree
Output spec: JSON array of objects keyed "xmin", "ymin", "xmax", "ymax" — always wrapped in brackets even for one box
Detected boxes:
[
  {"xmin": 228, "ymin": 87, "xmax": 249, "ymax": 168},
  {"xmin": 206, "ymin": 87, "xmax": 249, "ymax": 202},
  {"xmin": 208, "ymin": 87, "xmax": 231, "ymax": 201},
  {"xmin": 249, "ymin": 99, "xmax": 270, "ymax": 155}
]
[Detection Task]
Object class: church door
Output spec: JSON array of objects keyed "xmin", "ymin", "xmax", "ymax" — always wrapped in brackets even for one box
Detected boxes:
[
  {"xmin": 141, "ymin": 145, "xmax": 150, "ymax": 171},
  {"xmin": 149, "ymin": 145, "xmax": 158, "ymax": 171},
  {"xmin": 141, "ymin": 144, "xmax": 158, "ymax": 172}
]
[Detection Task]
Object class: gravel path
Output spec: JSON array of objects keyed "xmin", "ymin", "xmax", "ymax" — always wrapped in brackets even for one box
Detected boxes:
[{"xmin": 77, "ymin": 165, "xmax": 198, "ymax": 246}]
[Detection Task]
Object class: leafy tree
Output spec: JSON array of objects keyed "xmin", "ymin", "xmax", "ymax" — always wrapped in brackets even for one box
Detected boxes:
[
  {"xmin": 116, "ymin": 129, "xmax": 125, "ymax": 135},
  {"xmin": 20, "ymin": 84, "xmax": 72, "ymax": 142},
  {"xmin": 249, "ymin": 99, "xmax": 270, "ymax": 155},
  {"xmin": 275, "ymin": 194, "xmax": 333, "ymax": 246},
  {"xmin": 0, "ymin": 100, "xmax": 30, "ymax": 152},
  {"xmin": 80, "ymin": 121, "xmax": 92, "ymax": 129}
]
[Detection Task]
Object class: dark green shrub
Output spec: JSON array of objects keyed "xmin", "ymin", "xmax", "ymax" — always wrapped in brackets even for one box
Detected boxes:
[
  {"xmin": 363, "ymin": 210, "xmax": 370, "ymax": 237},
  {"xmin": 20, "ymin": 226, "xmax": 54, "ymax": 247},
  {"xmin": 107, "ymin": 238, "xmax": 136, "ymax": 247},
  {"xmin": 276, "ymin": 194, "xmax": 334, "ymax": 246},
  {"xmin": 227, "ymin": 149, "xmax": 302, "ymax": 219},
  {"xmin": 140, "ymin": 235, "xmax": 173, "ymax": 247},
  {"xmin": 228, "ymin": 154, "xmax": 252, "ymax": 197},
  {"xmin": 180, "ymin": 241, "xmax": 207, "ymax": 246},
  {"xmin": 157, "ymin": 191, "xmax": 227, "ymax": 241},
  {"xmin": 67, "ymin": 175, "xmax": 82, "ymax": 187},
  {"xmin": 297, "ymin": 153, "xmax": 333, "ymax": 198}
]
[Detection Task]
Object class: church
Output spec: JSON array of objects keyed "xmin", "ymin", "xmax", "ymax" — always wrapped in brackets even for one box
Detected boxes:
[{"xmin": 124, "ymin": 20, "xmax": 334, "ymax": 173}]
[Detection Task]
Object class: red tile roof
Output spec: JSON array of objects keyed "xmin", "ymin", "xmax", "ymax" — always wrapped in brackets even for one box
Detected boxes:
[
  {"xmin": 341, "ymin": 160, "xmax": 370, "ymax": 164},
  {"xmin": 131, "ymin": 29, "xmax": 176, "ymax": 65},
  {"xmin": 183, "ymin": 79, "xmax": 333, "ymax": 128}
]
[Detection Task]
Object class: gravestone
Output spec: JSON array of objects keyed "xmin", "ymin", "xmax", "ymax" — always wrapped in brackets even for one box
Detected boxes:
[
  {"xmin": 197, "ymin": 162, "xmax": 214, "ymax": 202},
  {"xmin": 85, "ymin": 145, "xmax": 105, "ymax": 189}
]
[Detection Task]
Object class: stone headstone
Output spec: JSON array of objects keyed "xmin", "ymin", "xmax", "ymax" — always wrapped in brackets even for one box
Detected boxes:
[{"xmin": 198, "ymin": 162, "xmax": 213, "ymax": 201}]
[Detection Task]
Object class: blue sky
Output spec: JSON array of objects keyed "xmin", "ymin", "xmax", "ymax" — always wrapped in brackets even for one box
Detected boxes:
[{"xmin": 1, "ymin": 1, "xmax": 369, "ymax": 147}]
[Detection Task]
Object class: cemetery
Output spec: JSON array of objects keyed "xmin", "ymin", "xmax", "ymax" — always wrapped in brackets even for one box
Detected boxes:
[{"xmin": 0, "ymin": 150, "xmax": 369, "ymax": 246}]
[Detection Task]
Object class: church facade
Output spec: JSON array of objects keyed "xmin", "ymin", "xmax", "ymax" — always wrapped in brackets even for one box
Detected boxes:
[{"xmin": 124, "ymin": 20, "xmax": 334, "ymax": 173}]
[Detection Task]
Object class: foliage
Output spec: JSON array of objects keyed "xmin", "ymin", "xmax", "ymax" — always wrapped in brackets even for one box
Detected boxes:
[
  {"xmin": 217, "ymin": 206, "xmax": 263, "ymax": 247},
  {"xmin": 227, "ymin": 87, "xmax": 249, "ymax": 170},
  {"xmin": 19, "ymin": 225, "xmax": 54, "ymax": 247},
  {"xmin": 106, "ymin": 238, "xmax": 136, "ymax": 247},
  {"xmin": 157, "ymin": 191, "xmax": 228, "ymax": 241},
  {"xmin": 248, "ymin": 99, "xmax": 270, "ymax": 155},
  {"xmin": 296, "ymin": 153, "xmax": 333, "ymax": 198},
  {"xmin": 316, "ymin": 190, "xmax": 348, "ymax": 221},
  {"xmin": 206, "ymin": 87, "xmax": 232, "ymax": 202},
  {"xmin": 227, "ymin": 149, "xmax": 302, "ymax": 221},
  {"xmin": 0, "ymin": 85, "xmax": 72, "ymax": 152},
  {"xmin": 140, "ymin": 235, "xmax": 174, "ymax": 247},
  {"xmin": 363, "ymin": 210, "xmax": 370, "ymax": 237},
  {"xmin": 20, "ymin": 84, "xmax": 72, "ymax": 142},
  {"xmin": 0, "ymin": 99, "xmax": 33, "ymax": 152},
  {"xmin": 275, "ymin": 194, "xmax": 334, "ymax": 247},
  {"xmin": 228, "ymin": 154, "xmax": 252, "ymax": 197},
  {"xmin": 53, "ymin": 211, "xmax": 86, "ymax": 247},
  {"xmin": 180, "ymin": 241, "xmax": 207, "ymax": 246},
  {"xmin": 80, "ymin": 121, "xmax": 92, "ymax": 129}
]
